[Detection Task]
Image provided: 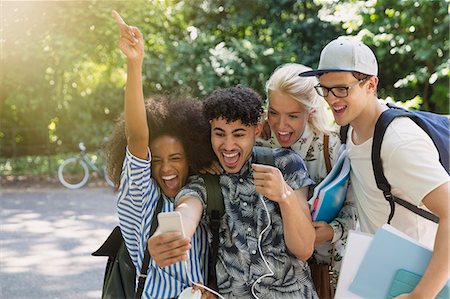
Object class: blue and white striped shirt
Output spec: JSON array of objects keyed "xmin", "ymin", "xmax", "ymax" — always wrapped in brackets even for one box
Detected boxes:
[{"xmin": 117, "ymin": 148, "xmax": 209, "ymax": 299}]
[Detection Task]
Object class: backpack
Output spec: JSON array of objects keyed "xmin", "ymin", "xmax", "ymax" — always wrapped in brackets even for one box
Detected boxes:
[
  {"xmin": 340, "ymin": 103, "xmax": 450, "ymax": 224},
  {"xmin": 201, "ymin": 146, "xmax": 275, "ymax": 291},
  {"xmin": 92, "ymin": 196, "xmax": 163, "ymax": 299}
]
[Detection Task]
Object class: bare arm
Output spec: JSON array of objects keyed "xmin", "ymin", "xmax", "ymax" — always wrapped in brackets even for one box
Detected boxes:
[
  {"xmin": 395, "ymin": 181, "xmax": 449, "ymax": 299},
  {"xmin": 112, "ymin": 10, "xmax": 147, "ymax": 159},
  {"xmin": 148, "ymin": 195, "xmax": 203, "ymax": 267},
  {"xmin": 252, "ymin": 164, "xmax": 315, "ymax": 260}
]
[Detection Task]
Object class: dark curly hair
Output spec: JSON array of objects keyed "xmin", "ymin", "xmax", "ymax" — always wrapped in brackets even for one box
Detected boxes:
[
  {"xmin": 105, "ymin": 95, "xmax": 215, "ymax": 188},
  {"xmin": 203, "ymin": 86, "xmax": 264, "ymax": 126}
]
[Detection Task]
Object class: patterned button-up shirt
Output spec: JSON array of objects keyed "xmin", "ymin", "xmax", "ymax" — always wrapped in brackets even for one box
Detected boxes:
[
  {"xmin": 257, "ymin": 123, "xmax": 357, "ymax": 288},
  {"xmin": 175, "ymin": 147, "xmax": 318, "ymax": 299}
]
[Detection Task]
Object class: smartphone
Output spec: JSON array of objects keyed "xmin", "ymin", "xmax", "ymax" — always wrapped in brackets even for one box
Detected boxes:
[{"xmin": 157, "ymin": 211, "xmax": 185, "ymax": 237}]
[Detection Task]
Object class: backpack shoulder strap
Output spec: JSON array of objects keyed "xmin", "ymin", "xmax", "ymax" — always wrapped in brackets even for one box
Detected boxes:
[
  {"xmin": 372, "ymin": 108, "xmax": 439, "ymax": 224},
  {"xmin": 339, "ymin": 125, "xmax": 350, "ymax": 145},
  {"xmin": 135, "ymin": 196, "xmax": 164, "ymax": 299},
  {"xmin": 203, "ymin": 174, "xmax": 224, "ymax": 219},
  {"xmin": 201, "ymin": 173, "xmax": 223, "ymax": 291}
]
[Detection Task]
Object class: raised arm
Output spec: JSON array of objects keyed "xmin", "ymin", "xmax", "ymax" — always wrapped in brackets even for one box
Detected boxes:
[
  {"xmin": 148, "ymin": 195, "xmax": 203, "ymax": 267},
  {"xmin": 252, "ymin": 164, "xmax": 315, "ymax": 260},
  {"xmin": 112, "ymin": 10, "xmax": 147, "ymax": 159}
]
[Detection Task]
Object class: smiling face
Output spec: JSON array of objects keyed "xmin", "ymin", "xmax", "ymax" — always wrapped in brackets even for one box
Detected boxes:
[
  {"xmin": 319, "ymin": 72, "xmax": 373, "ymax": 126},
  {"xmin": 267, "ymin": 90, "xmax": 310, "ymax": 148},
  {"xmin": 150, "ymin": 135, "xmax": 189, "ymax": 198},
  {"xmin": 210, "ymin": 117, "xmax": 262, "ymax": 174}
]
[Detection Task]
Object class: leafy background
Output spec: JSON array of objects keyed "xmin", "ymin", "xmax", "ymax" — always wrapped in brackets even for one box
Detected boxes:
[{"xmin": 1, "ymin": 0, "xmax": 448, "ymax": 174}]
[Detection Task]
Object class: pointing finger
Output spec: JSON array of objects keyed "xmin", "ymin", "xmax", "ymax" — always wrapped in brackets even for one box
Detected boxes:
[{"xmin": 112, "ymin": 10, "xmax": 126, "ymax": 26}]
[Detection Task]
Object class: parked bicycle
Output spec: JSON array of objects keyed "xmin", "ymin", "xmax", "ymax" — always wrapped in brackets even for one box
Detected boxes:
[{"xmin": 58, "ymin": 142, "xmax": 114, "ymax": 189}]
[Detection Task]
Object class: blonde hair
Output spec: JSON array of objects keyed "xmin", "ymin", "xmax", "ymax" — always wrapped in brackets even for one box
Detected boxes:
[{"xmin": 265, "ymin": 63, "xmax": 334, "ymax": 134}]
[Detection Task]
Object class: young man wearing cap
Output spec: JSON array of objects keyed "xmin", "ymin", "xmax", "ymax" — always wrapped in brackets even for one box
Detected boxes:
[{"xmin": 300, "ymin": 38, "xmax": 449, "ymax": 298}]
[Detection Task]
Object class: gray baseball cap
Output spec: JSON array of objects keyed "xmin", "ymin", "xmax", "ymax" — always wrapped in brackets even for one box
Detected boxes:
[{"xmin": 300, "ymin": 38, "xmax": 378, "ymax": 77}]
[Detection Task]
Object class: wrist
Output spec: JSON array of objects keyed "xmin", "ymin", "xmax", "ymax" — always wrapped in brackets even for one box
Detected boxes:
[
  {"xmin": 127, "ymin": 58, "xmax": 143, "ymax": 68},
  {"xmin": 277, "ymin": 185, "xmax": 293, "ymax": 206}
]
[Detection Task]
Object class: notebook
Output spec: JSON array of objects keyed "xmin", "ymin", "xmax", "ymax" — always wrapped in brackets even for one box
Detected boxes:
[
  {"xmin": 349, "ymin": 224, "xmax": 450, "ymax": 298},
  {"xmin": 309, "ymin": 145, "xmax": 350, "ymax": 223},
  {"xmin": 388, "ymin": 269, "xmax": 449, "ymax": 299}
]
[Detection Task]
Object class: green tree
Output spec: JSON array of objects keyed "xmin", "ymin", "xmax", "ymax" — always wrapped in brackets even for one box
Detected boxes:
[{"xmin": 320, "ymin": 0, "xmax": 449, "ymax": 113}]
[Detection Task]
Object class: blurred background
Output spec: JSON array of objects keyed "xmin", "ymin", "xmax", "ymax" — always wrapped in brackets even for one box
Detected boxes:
[{"xmin": 1, "ymin": 0, "xmax": 449, "ymax": 179}]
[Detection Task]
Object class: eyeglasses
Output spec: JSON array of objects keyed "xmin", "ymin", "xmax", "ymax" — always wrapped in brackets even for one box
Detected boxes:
[{"xmin": 314, "ymin": 78, "xmax": 368, "ymax": 98}]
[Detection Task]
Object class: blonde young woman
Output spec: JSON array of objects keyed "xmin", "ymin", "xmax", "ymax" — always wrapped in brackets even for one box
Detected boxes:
[{"xmin": 258, "ymin": 63, "xmax": 357, "ymax": 293}]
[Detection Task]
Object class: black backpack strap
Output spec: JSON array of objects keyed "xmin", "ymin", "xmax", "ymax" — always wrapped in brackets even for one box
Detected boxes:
[
  {"xmin": 339, "ymin": 125, "xmax": 350, "ymax": 145},
  {"xmin": 135, "ymin": 196, "xmax": 164, "ymax": 299},
  {"xmin": 254, "ymin": 146, "xmax": 275, "ymax": 166},
  {"xmin": 202, "ymin": 173, "xmax": 223, "ymax": 291},
  {"xmin": 372, "ymin": 109, "xmax": 439, "ymax": 224}
]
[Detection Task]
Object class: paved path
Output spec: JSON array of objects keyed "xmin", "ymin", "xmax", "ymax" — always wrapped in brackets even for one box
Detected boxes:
[{"xmin": 0, "ymin": 186, "xmax": 118, "ymax": 299}]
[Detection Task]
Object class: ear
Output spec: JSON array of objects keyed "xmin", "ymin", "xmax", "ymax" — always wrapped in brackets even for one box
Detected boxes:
[
  {"xmin": 367, "ymin": 76, "xmax": 379, "ymax": 93},
  {"xmin": 254, "ymin": 122, "xmax": 264, "ymax": 138}
]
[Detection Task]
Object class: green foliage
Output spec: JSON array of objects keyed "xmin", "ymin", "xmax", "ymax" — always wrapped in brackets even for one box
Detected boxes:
[
  {"xmin": 1, "ymin": 0, "xmax": 447, "ymax": 170},
  {"xmin": 326, "ymin": 0, "xmax": 449, "ymax": 113}
]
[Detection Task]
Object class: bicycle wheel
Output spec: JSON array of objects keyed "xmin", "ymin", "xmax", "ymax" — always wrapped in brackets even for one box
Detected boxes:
[
  {"xmin": 58, "ymin": 157, "xmax": 89, "ymax": 189},
  {"xmin": 103, "ymin": 166, "xmax": 115, "ymax": 188}
]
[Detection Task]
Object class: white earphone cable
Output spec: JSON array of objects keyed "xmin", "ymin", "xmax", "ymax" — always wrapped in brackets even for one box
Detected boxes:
[
  {"xmin": 251, "ymin": 194, "xmax": 275, "ymax": 298},
  {"xmin": 184, "ymin": 256, "xmax": 226, "ymax": 298}
]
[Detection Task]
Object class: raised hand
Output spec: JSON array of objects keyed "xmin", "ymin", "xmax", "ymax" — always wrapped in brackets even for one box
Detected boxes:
[
  {"xmin": 112, "ymin": 10, "xmax": 144, "ymax": 62},
  {"xmin": 252, "ymin": 163, "xmax": 292, "ymax": 203}
]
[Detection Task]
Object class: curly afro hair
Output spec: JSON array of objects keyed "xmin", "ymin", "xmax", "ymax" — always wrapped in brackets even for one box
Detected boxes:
[
  {"xmin": 203, "ymin": 86, "xmax": 263, "ymax": 126},
  {"xmin": 105, "ymin": 95, "xmax": 215, "ymax": 188}
]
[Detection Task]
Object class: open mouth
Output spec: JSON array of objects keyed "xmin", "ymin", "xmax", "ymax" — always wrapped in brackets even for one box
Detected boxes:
[
  {"xmin": 222, "ymin": 151, "xmax": 240, "ymax": 168},
  {"xmin": 333, "ymin": 105, "xmax": 347, "ymax": 115},
  {"xmin": 162, "ymin": 174, "xmax": 178, "ymax": 190},
  {"xmin": 277, "ymin": 131, "xmax": 293, "ymax": 144}
]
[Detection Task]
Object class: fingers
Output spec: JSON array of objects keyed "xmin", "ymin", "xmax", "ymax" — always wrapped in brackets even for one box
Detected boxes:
[
  {"xmin": 148, "ymin": 232, "xmax": 191, "ymax": 267},
  {"xmin": 252, "ymin": 163, "xmax": 282, "ymax": 185},
  {"xmin": 112, "ymin": 10, "xmax": 139, "ymax": 43},
  {"xmin": 111, "ymin": 10, "xmax": 126, "ymax": 25},
  {"xmin": 312, "ymin": 221, "xmax": 327, "ymax": 228},
  {"xmin": 251, "ymin": 163, "xmax": 273, "ymax": 172},
  {"xmin": 252, "ymin": 163, "xmax": 291, "ymax": 202}
]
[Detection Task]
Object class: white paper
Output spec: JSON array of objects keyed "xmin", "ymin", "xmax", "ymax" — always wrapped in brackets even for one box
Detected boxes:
[{"xmin": 335, "ymin": 230, "xmax": 373, "ymax": 299}]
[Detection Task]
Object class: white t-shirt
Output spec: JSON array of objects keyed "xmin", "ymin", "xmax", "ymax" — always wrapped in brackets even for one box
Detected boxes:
[{"xmin": 347, "ymin": 117, "xmax": 449, "ymax": 248}]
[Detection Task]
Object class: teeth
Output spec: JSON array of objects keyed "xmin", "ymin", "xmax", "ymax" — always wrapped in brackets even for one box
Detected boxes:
[
  {"xmin": 223, "ymin": 152, "xmax": 238, "ymax": 158},
  {"xmin": 278, "ymin": 131, "xmax": 290, "ymax": 135},
  {"xmin": 334, "ymin": 105, "xmax": 346, "ymax": 112},
  {"xmin": 162, "ymin": 174, "xmax": 177, "ymax": 180}
]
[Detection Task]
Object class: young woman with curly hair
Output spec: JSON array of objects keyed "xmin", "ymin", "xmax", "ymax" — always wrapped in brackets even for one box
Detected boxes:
[{"xmin": 107, "ymin": 11, "xmax": 215, "ymax": 299}]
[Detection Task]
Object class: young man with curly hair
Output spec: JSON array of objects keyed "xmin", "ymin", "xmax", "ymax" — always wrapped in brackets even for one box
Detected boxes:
[{"xmin": 149, "ymin": 86, "xmax": 318, "ymax": 298}]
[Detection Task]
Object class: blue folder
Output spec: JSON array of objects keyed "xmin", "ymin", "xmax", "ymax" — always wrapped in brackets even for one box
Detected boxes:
[
  {"xmin": 388, "ymin": 269, "xmax": 449, "ymax": 299},
  {"xmin": 309, "ymin": 145, "xmax": 350, "ymax": 223},
  {"xmin": 349, "ymin": 225, "xmax": 450, "ymax": 298}
]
